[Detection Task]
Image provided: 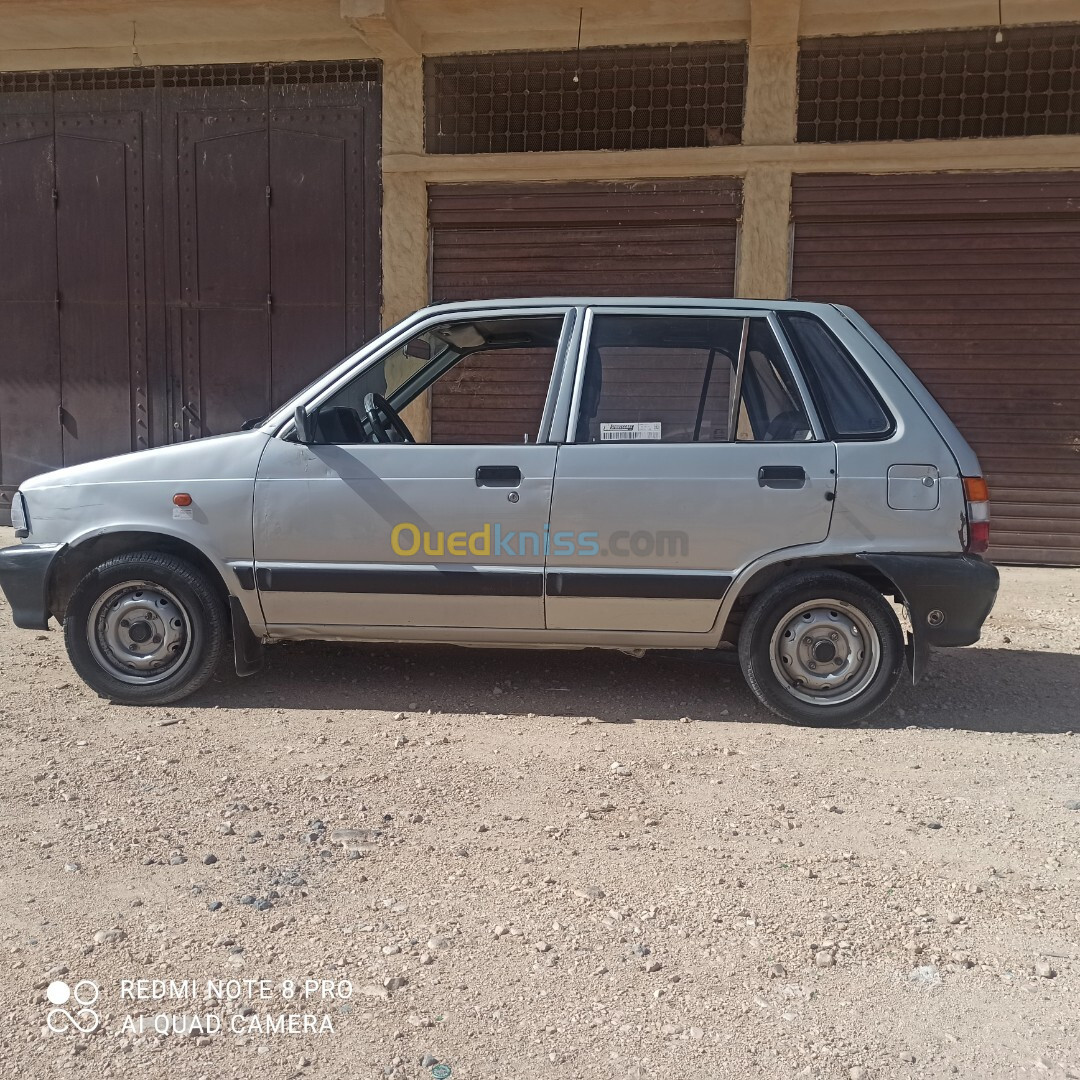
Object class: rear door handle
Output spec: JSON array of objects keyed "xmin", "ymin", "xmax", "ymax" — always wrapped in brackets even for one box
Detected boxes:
[
  {"xmin": 476, "ymin": 465, "xmax": 522, "ymax": 488},
  {"xmin": 758, "ymin": 465, "xmax": 806, "ymax": 488}
]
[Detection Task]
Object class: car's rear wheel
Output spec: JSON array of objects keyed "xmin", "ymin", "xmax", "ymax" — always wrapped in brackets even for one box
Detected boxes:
[
  {"xmin": 738, "ymin": 570, "xmax": 905, "ymax": 726},
  {"xmin": 64, "ymin": 551, "xmax": 227, "ymax": 704}
]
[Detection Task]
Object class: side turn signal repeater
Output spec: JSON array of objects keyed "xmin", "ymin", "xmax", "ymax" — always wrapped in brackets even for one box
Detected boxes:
[
  {"xmin": 172, "ymin": 493, "xmax": 193, "ymax": 507},
  {"xmin": 963, "ymin": 476, "xmax": 990, "ymax": 554}
]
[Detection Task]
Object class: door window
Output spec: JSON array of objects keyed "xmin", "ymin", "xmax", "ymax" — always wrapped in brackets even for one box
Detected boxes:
[
  {"xmin": 573, "ymin": 315, "xmax": 813, "ymax": 443},
  {"xmin": 311, "ymin": 315, "xmax": 567, "ymax": 445}
]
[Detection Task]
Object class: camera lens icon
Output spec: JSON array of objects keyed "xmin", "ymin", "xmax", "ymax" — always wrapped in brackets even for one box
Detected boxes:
[{"xmin": 45, "ymin": 979, "xmax": 100, "ymax": 1034}]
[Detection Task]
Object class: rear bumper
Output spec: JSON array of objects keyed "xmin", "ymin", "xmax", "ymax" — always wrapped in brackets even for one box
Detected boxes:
[
  {"xmin": 857, "ymin": 552, "xmax": 999, "ymax": 647},
  {"xmin": 0, "ymin": 543, "xmax": 63, "ymax": 630}
]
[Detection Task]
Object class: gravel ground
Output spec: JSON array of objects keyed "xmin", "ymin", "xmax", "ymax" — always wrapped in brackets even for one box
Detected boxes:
[{"xmin": 1, "ymin": 524, "xmax": 1078, "ymax": 1080}]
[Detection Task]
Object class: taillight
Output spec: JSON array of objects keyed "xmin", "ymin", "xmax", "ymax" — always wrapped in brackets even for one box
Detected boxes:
[{"xmin": 963, "ymin": 476, "xmax": 990, "ymax": 554}]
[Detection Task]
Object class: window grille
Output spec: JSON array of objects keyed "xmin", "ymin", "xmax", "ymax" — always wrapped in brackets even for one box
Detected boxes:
[
  {"xmin": 0, "ymin": 62, "xmax": 380, "ymax": 95},
  {"xmin": 798, "ymin": 24, "xmax": 1080, "ymax": 142},
  {"xmin": 425, "ymin": 43, "xmax": 745, "ymax": 153}
]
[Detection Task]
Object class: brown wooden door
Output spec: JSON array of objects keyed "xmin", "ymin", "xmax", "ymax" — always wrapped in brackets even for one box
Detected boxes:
[
  {"xmin": 0, "ymin": 83, "xmax": 159, "ymax": 515},
  {"xmin": 0, "ymin": 95, "xmax": 60, "ymax": 509},
  {"xmin": 0, "ymin": 63, "xmax": 380, "ymax": 524},
  {"xmin": 164, "ymin": 72, "xmax": 381, "ymax": 441},
  {"xmin": 427, "ymin": 179, "xmax": 742, "ymax": 444},
  {"xmin": 791, "ymin": 172, "xmax": 1080, "ymax": 565},
  {"xmin": 54, "ymin": 88, "xmax": 160, "ymax": 467},
  {"xmin": 269, "ymin": 91, "xmax": 377, "ymax": 409},
  {"xmin": 165, "ymin": 97, "xmax": 272, "ymax": 441}
]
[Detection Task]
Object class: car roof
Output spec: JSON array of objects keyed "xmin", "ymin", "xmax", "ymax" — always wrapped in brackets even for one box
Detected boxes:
[{"xmin": 415, "ymin": 297, "xmax": 839, "ymax": 317}]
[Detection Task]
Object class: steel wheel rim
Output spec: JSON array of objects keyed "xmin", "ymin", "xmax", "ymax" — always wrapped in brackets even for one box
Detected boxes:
[
  {"xmin": 768, "ymin": 597, "xmax": 882, "ymax": 706},
  {"xmin": 87, "ymin": 580, "xmax": 193, "ymax": 685}
]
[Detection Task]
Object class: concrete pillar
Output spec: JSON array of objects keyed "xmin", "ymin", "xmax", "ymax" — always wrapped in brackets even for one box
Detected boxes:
[
  {"xmin": 742, "ymin": 0, "xmax": 801, "ymax": 145},
  {"xmin": 737, "ymin": 165, "xmax": 793, "ymax": 299},
  {"xmin": 342, "ymin": 0, "xmax": 422, "ymax": 61},
  {"xmin": 737, "ymin": 0, "xmax": 800, "ymax": 299},
  {"xmin": 742, "ymin": 41, "xmax": 799, "ymax": 146},
  {"xmin": 379, "ymin": 55, "xmax": 431, "ymax": 439}
]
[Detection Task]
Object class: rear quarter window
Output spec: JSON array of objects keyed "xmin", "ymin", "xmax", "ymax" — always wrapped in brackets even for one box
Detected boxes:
[{"xmin": 779, "ymin": 313, "xmax": 894, "ymax": 440}]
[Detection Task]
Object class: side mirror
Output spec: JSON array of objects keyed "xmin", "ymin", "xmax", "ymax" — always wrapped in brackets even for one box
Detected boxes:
[{"xmin": 293, "ymin": 404, "xmax": 316, "ymax": 444}]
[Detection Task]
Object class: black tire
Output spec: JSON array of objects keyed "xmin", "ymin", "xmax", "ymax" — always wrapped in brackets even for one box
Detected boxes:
[
  {"xmin": 63, "ymin": 551, "xmax": 227, "ymax": 705},
  {"xmin": 738, "ymin": 570, "xmax": 905, "ymax": 726}
]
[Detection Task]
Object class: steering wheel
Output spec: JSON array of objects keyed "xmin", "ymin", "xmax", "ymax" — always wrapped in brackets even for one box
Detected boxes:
[{"xmin": 363, "ymin": 392, "xmax": 414, "ymax": 444}]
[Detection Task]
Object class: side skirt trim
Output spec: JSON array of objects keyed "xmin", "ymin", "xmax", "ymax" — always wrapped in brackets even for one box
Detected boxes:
[
  {"xmin": 546, "ymin": 571, "xmax": 732, "ymax": 600},
  {"xmin": 253, "ymin": 565, "xmax": 544, "ymax": 597},
  {"xmin": 241, "ymin": 564, "xmax": 734, "ymax": 601}
]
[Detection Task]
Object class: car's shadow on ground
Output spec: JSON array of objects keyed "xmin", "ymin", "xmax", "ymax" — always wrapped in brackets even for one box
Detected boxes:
[{"xmin": 189, "ymin": 642, "xmax": 1080, "ymax": 736}]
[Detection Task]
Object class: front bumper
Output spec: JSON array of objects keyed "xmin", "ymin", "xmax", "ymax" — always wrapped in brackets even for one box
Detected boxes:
[{"xmin": 0, "ymin": 543, "xmax": 63, "ymax": 630}]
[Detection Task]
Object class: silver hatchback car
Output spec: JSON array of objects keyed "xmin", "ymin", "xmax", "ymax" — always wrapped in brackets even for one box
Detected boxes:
[{"xmin": 0, "ymin": 298, "xmax": 998, "ymax": 725}]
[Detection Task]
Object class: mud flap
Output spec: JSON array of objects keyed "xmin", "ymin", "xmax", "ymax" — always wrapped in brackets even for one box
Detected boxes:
[
  {"xmin": 229, "ymin": 596, "xmax": 264, "ymax": 677},
  {"xmin": 905, "ymin": 627, "xmax": 931, "ymax": 684}
]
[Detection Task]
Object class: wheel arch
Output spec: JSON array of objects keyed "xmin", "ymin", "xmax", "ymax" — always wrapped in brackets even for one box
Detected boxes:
[
  {"xmin": 48, "ymin": 531, "xmax": 232, "ymax": 622},
  {"xmin": 719, "ymin": 555, "xmax": 905, "ymax": 646}
]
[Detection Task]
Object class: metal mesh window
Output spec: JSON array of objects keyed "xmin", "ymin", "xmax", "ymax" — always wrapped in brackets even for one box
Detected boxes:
[
  {"xmin": 0, "ymin": 68, "xmax": 158, "ymax": 92},
  {"xmin": 0, "ymin": 62, "xmax": 380, "ymax": 94},
  {"xmin": 269, "ymin": 60, "xmax": 380, "ymax": 85},
  {"xmin": 425, "ymin": 43, "xmax": 745, "ymax": 154},
  {"xmin": 159, "ymin": 63, "xmax": 269, "ymax": 88},
  {"xmin": 0, "ymin": 71, "xmax": 52, "ymax": 93},
  {"xmin": 798, "ymin": 24, "xmax": 1080, "ymax": 142},
  {"xmin": 52, "ymin": 68, "xmax": 158, "ymax": 91},
  {"xmin": 160, "ymin": 61, "xmax": 380, "ymax": 88}
]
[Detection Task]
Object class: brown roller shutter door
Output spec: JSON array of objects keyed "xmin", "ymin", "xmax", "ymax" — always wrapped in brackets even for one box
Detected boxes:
[
  {"xmin": 791, "ymin": 173, "xmax": 1080, "ymax": 565},
  {"xmin": 428, "ymin": 179, "xmax": 741, "ymax": 444}
]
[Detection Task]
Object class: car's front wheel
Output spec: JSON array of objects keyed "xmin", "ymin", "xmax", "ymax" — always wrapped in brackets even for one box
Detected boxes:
[
  {"xmin": 738, "ymin": 570, "xmax": 905, "ymax": 726},
  {"xmin": 64, "ymin": 551, "xmax": 227, "ymax": 705}
]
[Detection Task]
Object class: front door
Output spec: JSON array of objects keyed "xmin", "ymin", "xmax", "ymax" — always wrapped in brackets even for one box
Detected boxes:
[
  {"xmin": 546, "ymin": 309, "xmax": 837, "ymax": 633},
  {"xmin": 253, "ymin": 311, "xmax": 570, "ymax": 632}
]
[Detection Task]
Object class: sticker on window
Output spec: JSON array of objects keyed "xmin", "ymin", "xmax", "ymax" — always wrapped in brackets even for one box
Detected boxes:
[{"xmin": 600, "ymin": 422, "xmax": 662, "ymax": 441}]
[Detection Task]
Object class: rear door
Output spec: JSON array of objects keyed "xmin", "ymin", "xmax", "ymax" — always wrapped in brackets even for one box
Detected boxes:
[{"xmin": 545, "ymin": 308, "xmax": 837, "ymax": 633}]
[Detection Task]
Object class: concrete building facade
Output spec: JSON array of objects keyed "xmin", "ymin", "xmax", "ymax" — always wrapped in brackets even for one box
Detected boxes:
[{"xmin": 1, "ymin": 0, "xmax": 1078, "ymax": 561}]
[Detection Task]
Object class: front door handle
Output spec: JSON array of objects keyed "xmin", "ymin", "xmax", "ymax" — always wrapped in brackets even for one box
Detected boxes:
[
  {"xmin": 758, "ymin": 465, "xmax": 806, "ymax": 488},
  {"xmin": 476, "ymin": 465, "xmax": 522, "ymax": 488}
]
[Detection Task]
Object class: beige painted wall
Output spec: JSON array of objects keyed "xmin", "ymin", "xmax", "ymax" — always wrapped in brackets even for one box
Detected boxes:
[{"xmin": 2, "ymin": 0, "xmax": 1073, "ymax": 64}]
